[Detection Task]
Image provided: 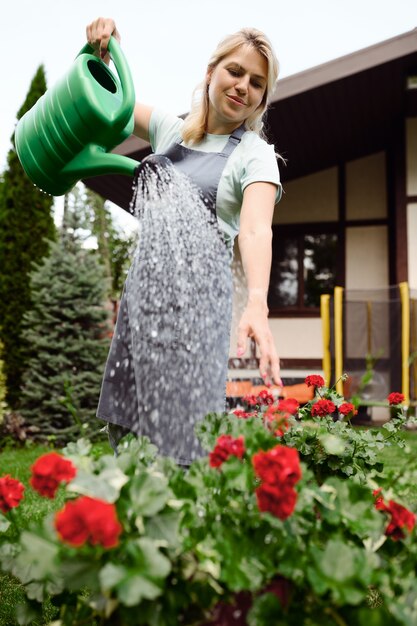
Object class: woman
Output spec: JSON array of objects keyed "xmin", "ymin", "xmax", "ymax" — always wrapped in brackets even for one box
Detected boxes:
[{"xmin": 86, "ymin": 18, "xmax": 283, "ymax": 464}]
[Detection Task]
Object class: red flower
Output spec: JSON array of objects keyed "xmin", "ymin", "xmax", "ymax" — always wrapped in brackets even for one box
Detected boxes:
[
  {"xmin": 277, "ymin": 398, "xmax": 299, "ymax": 415},
  {"xmin": 338, "ymin": 402, "xmax": 357, "ymax": 417},
  {"xmin": 30, "ymin": 452, "xmax": 77, "ymax": 498},
  {"xmin": 209, "ymin": 435, "xmax": 245, "ymax": 468},
  {"xmin": 373, "ymin": 490, "xmax": 416, "ymax": 540},
  {"xmin": 55, "ymin": 496, "xmax": 122, "ymax": 548},
  {"xmin": 232, "ymin": 409, "xmax": 256, "ymax": 419},
  {"xmin": 264, "ymin": 405, "xmax": 290, "ymax": 437},
  {"xmin": 256, "ymin": 389, "xmax": 275, "ymax": 406},
  {"xmin": 305, "ymin": 375, "xmax": 325, "ymax": 388},
  {"xmin": 0, "ymin": 475, "xmax": 25, "ymax": 513},
  {"xmin": 252, "ymin": 445, "xmax": 301, "ymax": 487},
  {"xmin": 384, "ymin": 501, "xmax": 416, "ymax": 540},
  {"xmin": 373, "ymin": 488, "xmax": 385, "ymax": 511},
  {"xmin": 311, "ymin": 399, "xmax": 336, "ymax": 417},
  {"xmin": 255, "ymin": 482, "xmax": 297, "ymax": 520},
  {"xmin": 243, "ymin": 394, "xmax": 259, "ymax": 407},
  {"xmin": 387, "ymin": 392, "xmax": 405, "ymax": 406},
  {"xmin": 243, "ymin": 390, "xmax": 274, "ymax": 407}
]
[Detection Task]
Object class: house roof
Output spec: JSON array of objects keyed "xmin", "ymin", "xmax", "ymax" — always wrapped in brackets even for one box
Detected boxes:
[{"xmin": 85, "ymin": 28, "xmax": 417, "ymax": 211}]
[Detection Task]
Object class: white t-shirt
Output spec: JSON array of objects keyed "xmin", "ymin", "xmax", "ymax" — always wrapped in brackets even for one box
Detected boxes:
[{"xmin": 149, "ymin": 109, "xmax": 282, "ymax": 249}]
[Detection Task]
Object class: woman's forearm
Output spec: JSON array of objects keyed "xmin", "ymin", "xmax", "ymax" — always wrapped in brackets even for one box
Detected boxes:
[{"xmin": 238, "ymin": 225, "xmax": 273, "ymax": 310}]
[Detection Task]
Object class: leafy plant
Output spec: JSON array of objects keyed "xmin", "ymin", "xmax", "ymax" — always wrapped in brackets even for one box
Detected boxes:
[{"xmin": 1, "ymin": 378, "xmax": 416, "ymax": 625}]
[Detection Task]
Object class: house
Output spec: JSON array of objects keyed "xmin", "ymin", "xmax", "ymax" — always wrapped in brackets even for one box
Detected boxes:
[{"xmin": 85, "ymin": 29, "xmax": 417, "ymax": 402}]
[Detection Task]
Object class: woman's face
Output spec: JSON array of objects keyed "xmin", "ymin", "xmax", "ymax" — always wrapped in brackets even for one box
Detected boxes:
[{"xmin": 206, "ymin": 44, "xmax": 268, "ymax": 135}]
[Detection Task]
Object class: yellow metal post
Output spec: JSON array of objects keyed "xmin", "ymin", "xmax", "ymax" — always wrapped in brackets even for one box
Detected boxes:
[
  {"xmin": 320, "ymin": 294, "xmax": 331, "ymax": 387},
  {"xmin": 334, "ymin": 286, "xmax": 344, "ymax": 395},
  {"xmin": 412, "ymin": 298, "xmax": 417, "ymax": 402},
  {"xmin": 399, "ymin": 282, "xmax": 410, "ymax": 404}
]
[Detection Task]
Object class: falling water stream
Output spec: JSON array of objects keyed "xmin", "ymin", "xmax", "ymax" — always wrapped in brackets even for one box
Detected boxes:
[{"xmin": 112, "ymin": 158, "xmax": 233, "ymax": 464}]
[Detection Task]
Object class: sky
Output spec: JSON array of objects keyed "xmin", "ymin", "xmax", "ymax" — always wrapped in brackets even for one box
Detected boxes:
[{"xmin": 1, "ymin": 0, "xmax": 416, "ymax": 229}]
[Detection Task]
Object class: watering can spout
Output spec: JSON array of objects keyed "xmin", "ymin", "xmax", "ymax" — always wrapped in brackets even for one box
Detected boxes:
[{"xmin": 63, "ymin": 144, "xmax": 138, "ymax": 181}]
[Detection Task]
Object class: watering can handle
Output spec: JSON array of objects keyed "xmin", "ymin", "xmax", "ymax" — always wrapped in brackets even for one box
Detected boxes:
[{"xmin": 77, "ymin": 36, "xmax": 135, "ymax": 130}]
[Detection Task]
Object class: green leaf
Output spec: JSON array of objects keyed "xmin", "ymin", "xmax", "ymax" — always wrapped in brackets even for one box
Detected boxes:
[
  {"xmin": 67, "ymin": 466, "xmax": 128, "ymax": 503},
  {"xmin": 319, "ymin": 539, "xmax": 356, "ymax": 582},
  {"xmin": 0, "ymin": 513, "xmax": 11, "ymax": 532},
  {"xmin": 117, "ymin": 574, "xmax": 161, "ymax": 606},
  {"xmin": 99, "ymin": 563, "xmax": 128, "ymax": 590},
  {"xmin": 13, "ymin": 531, "xmax": 59, "ymax": 584},
  {"xmin": 145, "ymin": 510, "xmax": 181, "ymax": 548},
  {"xmin": 137, "ymin": 537, "xmax": 171, "ymax": 579},
  {"xmin": 319, "ymin": 434, "xmax": 346, "ymax": 455},
  {"xmin": 15, "ymin": 600, "xmax": 44, "ymax": 625},
  {"xmin": 247, "ymin": 592, "xmax": 284, "ymax": 626},
  {"xmin": 129, "ymin": 471, "xmax": 171, "ymax": 517}
]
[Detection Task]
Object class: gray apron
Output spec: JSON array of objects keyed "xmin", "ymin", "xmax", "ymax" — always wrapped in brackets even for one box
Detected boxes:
[{"xmin": 97, "ymin": 126, "xmax": 245, "ymax": 465}]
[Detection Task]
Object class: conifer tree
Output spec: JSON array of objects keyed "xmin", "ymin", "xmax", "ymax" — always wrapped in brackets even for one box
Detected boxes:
[
  {"xmin": 19, "ymin": 190, "xmax": 111, "ymax": 440},
  {"xmin": 0, "ymin": 66, "xmax": 56, "ymax": 406},
  {"xmin": 84, "ymin": 188, "xmax": 137, "ymax": 298}
]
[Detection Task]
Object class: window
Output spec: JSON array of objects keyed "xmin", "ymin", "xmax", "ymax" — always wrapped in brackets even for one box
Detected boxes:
[{"xmin": 268, "ymin": 226, "xmax": 339, "ymax": 313}]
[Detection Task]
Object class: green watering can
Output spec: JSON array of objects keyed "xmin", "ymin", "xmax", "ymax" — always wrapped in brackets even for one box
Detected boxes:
[{"xmin": 15, "ymin": 36, "xmax": 139, "ymax": 196}]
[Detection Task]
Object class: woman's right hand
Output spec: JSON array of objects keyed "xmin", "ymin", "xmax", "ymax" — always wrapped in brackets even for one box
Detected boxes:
[{"xmin": 86, "ymin": 17, "xmax": 121, "ymax": 61}]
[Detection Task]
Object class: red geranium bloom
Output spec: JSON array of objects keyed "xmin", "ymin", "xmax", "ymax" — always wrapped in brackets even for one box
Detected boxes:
[
  {"xmin": 55, "ymin": 496, "xmax": 122, "ymax": 548},
  {"xmin": 256, "ymin": 389, "xmax": 275, "ymax": 406},
  {"xmin": 209, "ymin": 435, "xmax": 245, "ymax": 468},
  {"xmin": 232, "ymin": 409, "xmax": 256, "ymax": 419},
  {"xmin": 311, "ymin": 399, "xmax": 336, "ymax": 417},
  {"xmin": 384, "ymin": 501, "xmax": 416, "ymax": 540},
  {"xmin": 252, "ymin": 445, "xmax": 301, "ymax": 486},
  {"xmin": 243, "ymin": 394, "xmax": 259, "ymax": 407},
  {"xmin": 255, "ymin": 483, "xmax": 297, "ymax": 520},
  {"xmin": 30, "ymin": 452, "xmax": 77, "ymax": 498},
  {"xmin": 305, "ymin": 375, "xmax": 325, "ymax": 388},
  {"xmin": 264, "ymin": 405, "xmax": 291, "ymax": 437},
  {"xmin": 373, "ymin": 488, "xmax": 385, "ymax": 511},
  {"xmin": 373, "ymin": 490, "xmax": 416, "ymax": 540},
  {"xmin": 0, "ymin": 475, "xmax": 25, "ymax": 513},
  {"xmin": 387, "ymin": 392, "xmax": 405, "ymax": 406},
  {"xmin": 338, "ymin": 402, "xmax": 357, "ymax": 417},
  {"xmin": 277, "ymin": 398, "xmax": 299, "ymax": 415}
]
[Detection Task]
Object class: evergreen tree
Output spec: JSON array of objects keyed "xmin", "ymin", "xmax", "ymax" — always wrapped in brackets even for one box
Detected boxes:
[
  {"xmin": 0, "ymin": 66, "xmax": 56, "ymax": 406},
  {"xmin": 84, "ymin": 188, "xmax": 137, "ymax": 298},
  {"xmin": 19, "ymin": 191, "xmax": 111, "ymax": 441}
]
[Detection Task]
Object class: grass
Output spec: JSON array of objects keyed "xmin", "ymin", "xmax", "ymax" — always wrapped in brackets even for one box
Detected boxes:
[{"xmin": 1, "ymin": 431, "xmax": 417, "ymax": 625}]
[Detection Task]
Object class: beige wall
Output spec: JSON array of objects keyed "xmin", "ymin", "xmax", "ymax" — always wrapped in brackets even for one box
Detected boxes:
[
  {"xmin": 345, "ymin": 225, "xmax": 389, "ymax": 290},
  {"xmin": 407, "ymin": 203, "xmax": 417, "ymax": 291},
  {"xmin": 274, "ymin": 167, "xmax": 338, "ymax": 224},
  {"xmin": 346, "ymin": 152, "xmax": 387, "ymax": 220},
  {"xmin": 406, "ymin": 118, "xmax": 417, "ymax": 196},
  {"xmin": 269, "ymin": 318, "xmax": 323, "ymax": 360}
]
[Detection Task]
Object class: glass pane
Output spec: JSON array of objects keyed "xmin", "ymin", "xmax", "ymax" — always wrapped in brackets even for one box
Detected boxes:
[
  {"xmin": 268, "ymin": 237, "xmax": 298, "ymax": 307},
  {"xmin": 303, "ymin": 233, "xmax": 338, "ymax": 307}
]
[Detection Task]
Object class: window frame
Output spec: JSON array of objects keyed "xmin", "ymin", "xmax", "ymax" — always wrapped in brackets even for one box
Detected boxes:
[{"xmin": 268, "ymin": 222, "xmax": 343, "ymax": 318}]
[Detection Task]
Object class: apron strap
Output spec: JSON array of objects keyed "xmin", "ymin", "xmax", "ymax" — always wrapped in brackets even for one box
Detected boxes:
[{"xmin": 221, "ymin": 124, "xmax": 246, "ymax": 156}]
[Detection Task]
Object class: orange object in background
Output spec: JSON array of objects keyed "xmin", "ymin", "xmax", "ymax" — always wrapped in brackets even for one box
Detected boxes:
[{"xmin": 226, "ymin": 381, "xmax": 314, "ymax": 405}]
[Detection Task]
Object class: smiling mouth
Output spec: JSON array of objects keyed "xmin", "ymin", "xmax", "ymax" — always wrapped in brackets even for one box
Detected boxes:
[{"xmin": 226, "ymin": 95, "xmax": 246, "ymax": 106}]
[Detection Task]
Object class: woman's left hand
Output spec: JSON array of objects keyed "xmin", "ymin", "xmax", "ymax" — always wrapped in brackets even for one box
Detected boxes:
[{"xmin": 237, "ymin": 301, "xmax": 282, "ymax": 386}]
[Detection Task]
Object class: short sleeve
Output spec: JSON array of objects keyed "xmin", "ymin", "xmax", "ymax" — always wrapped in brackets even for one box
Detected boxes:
[
  {"xmin": 148, "ymin": 109, "xmax": 184, "ymax": 154},
  {"xmin": 240, "ymin": 138, "xmax": 282, "ymax": 204}
]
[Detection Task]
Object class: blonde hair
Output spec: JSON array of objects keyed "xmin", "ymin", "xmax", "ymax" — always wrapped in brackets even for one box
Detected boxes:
[{"xmin": 182, "ymin": 28, "xmax": 279, "ymax": 145}]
